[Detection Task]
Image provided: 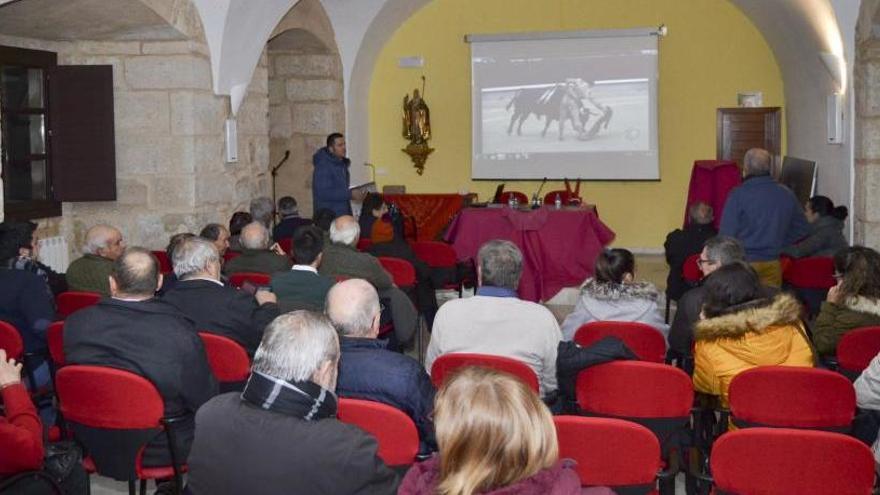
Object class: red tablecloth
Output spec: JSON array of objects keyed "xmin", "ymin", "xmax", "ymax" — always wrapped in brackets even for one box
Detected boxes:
[
  {"xmin": 444, "ymin": 206, "xmax": 616, "ymax": 302},
  {"xmin": 384, "ymin": 193, "xmax": 476, "ymax": 241}
]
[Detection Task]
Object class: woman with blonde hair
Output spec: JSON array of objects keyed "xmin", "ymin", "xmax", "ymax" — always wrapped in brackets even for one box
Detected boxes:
[{"xmin": 398, "ymin": 367, "xmax": 613, "ymax": 495}]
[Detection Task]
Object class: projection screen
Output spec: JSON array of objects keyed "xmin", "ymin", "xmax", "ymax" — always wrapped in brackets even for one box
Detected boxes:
[{"xmin": 469, "ymin": 29, "xmax": 660, "ymax": 180}]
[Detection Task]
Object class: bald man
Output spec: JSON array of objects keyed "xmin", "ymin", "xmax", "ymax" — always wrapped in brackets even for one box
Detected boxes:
[
  {"xmin": 328, "ymin": 279, "xmax": 435, "ymax": 452},
  {"xmin": 65, "ymin": 224, "xmax": 125, "ymax": 295},
  {"xmin": 222, "ymin": 221, "xmax": 292, "ymax": 276},
  {"xmin": 65, "ymin": 247, "xmax": 218, "ymax": 467},
  {"xmin": 719, "ymin": 148, "xmax": 810, "ymax": 286}
]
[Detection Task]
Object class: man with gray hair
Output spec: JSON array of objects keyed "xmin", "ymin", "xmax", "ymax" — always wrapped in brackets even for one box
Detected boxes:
[
  {"xmin": 185, "ymin": 311, "xmax": 400, "ymax": 494},
  {"xmin": 720, "ymin": 147, "xmax": 809, "ymax": 287},
  {"xmin": 249, "ymin": 196, "xmax": 275, "ymax": 228},
  {"xmin": 272, "ymin": 195, "xmax": 311, "ymax": 242},
  {"xmin": 162, "ymin": 237, "xmax": 280, "ymax": 356},
  {"xmin": 328, "ymin": 279, "xmax": 436, "ymax": 452},
  {"xmin": 65, "ymin": 224, "xmax": 125, "ymax": 295},
  {"xmin": 664, "ymin": 201, "xmax": 717, "ymax": 303},
  {"xmin": 425, "ymin": 240, "xmax": 562, "ymax": 397},
  {"xmin": 222, "ymin": 221, "xmax": 291, "ymax": 276}
]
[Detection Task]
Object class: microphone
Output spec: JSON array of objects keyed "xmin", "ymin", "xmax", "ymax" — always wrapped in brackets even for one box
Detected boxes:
[
  {"xmin": 532, "ymin": 177, "xmax": 548, "ymax": 209},
  {"xmin": 271, "ymin": 150, "xmax": 290, "ymax": 176}
]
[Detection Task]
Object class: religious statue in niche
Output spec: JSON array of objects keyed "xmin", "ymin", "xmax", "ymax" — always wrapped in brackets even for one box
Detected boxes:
[{"xmin": 402, "ymin": 76, "xmax": 434, "ymax": 175}]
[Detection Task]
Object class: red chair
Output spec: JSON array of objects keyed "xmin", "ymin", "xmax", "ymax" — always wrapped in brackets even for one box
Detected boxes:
[
  {"xmin": 198, "ymin": 332, "xmax": 250, "ymax": 391},
  {"xmin": 497, "ymin": 191, "xmax": 528, "ymax": 205},
  {"xmin": 412, "ymin": 241, "xmax": 463, "ymax": 294},
  {"xmin": 276, "ymin": 237, "xmax": 292, "ymax": 256},
  {"xmin": 554, "ymin": 416, "xmax": 663, "ymax": 492},
  {"xmin": 573, "ymin": 322, "xmax": 666, "ymax": 363},
  {"xmin": 378, "ymin": 257, "xmax": 416, "ymax": 288},
  {"xmin": 0, "ymin": 320, "xmax": 23, "ymax": 361},
  {"xmin": 56, "ymin": 365, "xmax": 187, "ymax": 495},
  {"xmin": 837, "ymin": 326, "xmax": 880, "ymax": 375},
  {"xmin": 56, "ymin": 291, "xmax": 101, "ymax": 319},
  {"xmin": 682, "ymin": 253, "xmax": 702, "ymax": 283},
  {"xmin": 151, "ymin": 250, "xmax": 173, "ymax": 274},
  {"xmin": 223, "ymin": 250, "xmax": 241, "ymax": 263},
  {"xmin": 356, "ymin": 238, "xmax": 373, "ymax": 251},
  {"xmin": 47, "ymin": 321, "xmax": 65, "ymax": 367},
  {"xmin": 543, "ymin": 190, "xmax": 577, "ymax": 205},
  {"xmin": 228, "ymin": 272, "xmax": 271, "ymax": 288},
  {"xmin": 728, "ymin": 366, "xmax": 855, "ymax": 431},
  {"xmin": 710, "ymin": 428, "xmax": 875, "ymax": 495},
  {"xmin": 782, "ymin": 256, "xmax": 836, "ymax": 289},
  {"xmin": 430, "ymin": 353, "xmax": 540, "ymax": 393},
  {"xmin": 337, "ymin": 398, "xmax": 419, "ymax": 466}
]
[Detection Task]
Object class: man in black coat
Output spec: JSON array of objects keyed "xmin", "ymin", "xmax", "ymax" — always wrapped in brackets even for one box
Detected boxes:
[
  {"xmin": 186, "ymin": 311, "xmax": 400, "ymax": 495},
  {"xmin": 64, "ymin": 247, "xmax": 218, "ymax": 466},
  {"xmin": 162, "ymin": 237, "xmax": 279, "ymax": 355},
  {"xmin": 664, "ymin": 201, "xmax": 717, "ymax": 303},
  {"xmin": 272, "ymin": 195, "xmax": 312, "ymax": 242}
]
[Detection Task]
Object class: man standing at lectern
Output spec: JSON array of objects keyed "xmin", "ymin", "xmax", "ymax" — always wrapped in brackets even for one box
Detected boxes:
[{"xmin": 312, "ymin": 133, "xmax": 366, "ymax": 217}]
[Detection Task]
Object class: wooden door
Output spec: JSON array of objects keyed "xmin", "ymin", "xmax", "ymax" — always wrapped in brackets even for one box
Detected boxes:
[{"xmin": 716, "ymin": 107, "xmax": 781, "ymax": 169}]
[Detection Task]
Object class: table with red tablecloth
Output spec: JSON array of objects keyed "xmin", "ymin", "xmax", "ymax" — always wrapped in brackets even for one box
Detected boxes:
[
  {"xmin": 384, "ymin": 193, "xmax": 476, "ymax": 241},
  {"xmin": 444, "ymin": 206, "xmax": 616, "ymax": 302}
]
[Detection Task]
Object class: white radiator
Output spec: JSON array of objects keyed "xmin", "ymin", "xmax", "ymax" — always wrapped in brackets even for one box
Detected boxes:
[{"xmin": 37, "ymin": 236, "xmax": 69, "ymax": 273}]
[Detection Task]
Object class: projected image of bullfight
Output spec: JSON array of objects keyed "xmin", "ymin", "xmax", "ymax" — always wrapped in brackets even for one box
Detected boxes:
[{"xmin": 480, "ymin": 77, "xmax": 650, "ymax": 154}]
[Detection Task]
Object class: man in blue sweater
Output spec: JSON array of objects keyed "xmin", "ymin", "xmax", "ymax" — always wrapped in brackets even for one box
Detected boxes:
[
  {"xmin": 312, "ymin": 133, "xmax": 366, "ymax": 217},
  {"xmin": 719, "ymin": 148, "xmax": 810, "ymax": 287}
]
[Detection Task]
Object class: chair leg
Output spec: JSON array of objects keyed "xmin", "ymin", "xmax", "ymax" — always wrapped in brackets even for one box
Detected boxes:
[
  {"xmin": 665, "ymin": 298, "xmax": 671, "ymax": 324},
  {"xmin": 128, "ymin": 478, "xmax": 136, "ymax": 495},
  {"xmin": 139, "ymin": 479, "xmax": 147, "ymax": 495}
]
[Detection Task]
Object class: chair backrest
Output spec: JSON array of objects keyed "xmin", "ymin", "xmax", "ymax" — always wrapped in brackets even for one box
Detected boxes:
[
  {"xmin": 198, "ymin": 332, "xmax": 251, "ymax": 383},
  {"xmin": 498, "ymin": 191, "xmax": 529, "ymax": 204},
  {"xmin": 337, "ymin": 398, "xmax": 419, "ymax": 466},
  {"xmin": 573, "ymin": 322, "xmax": 666, "ymax": 363},
  {"xmin": 47, "ymin": 321, "xmax": 66, "ymax": 366},
  {"xmin": 576, "ymin": 361, "xmax": 693, "ymax": 419},
  {"xmin": 276, "ymin": 237, "xmax": 292, "ymax": 256},
  {"xmin": 56, "ymin": 365, "xmax": 164, "ymax": 430},
  {"xmin": 151, "ymin": 250, "xmax": 173, "ymax": 274},
  {"xmin": 782, "ymin": 256, "xmax": 836, "ymax": 289},
  {"xmin": 837, "ymin": 326, "xmax": 880, "ymax": 374},
  {"xmin": 728, "ymin": 366, "xmax": 855, "ymax": 430},
  {"xmin": 0, "ymin": 321, "xmax": 23, "ymax": 360},
  {"xmin": 411, "ymin": 241, "xmax": 457, "ymax": 268},
  {"xmin": 682, "ymin": 253, "xmax": 702, "ymax": 283},
  {"xmin": 228, "ymin": 272, "xmax": 272, "ymax": 288},
  {"xmin": 710, "ymin": 428, "xmax": 875, "ymax": 495},
  {"xmin": 223, "ymin": 250, "xmax": 241, "ymax": 263},
  {"xmin": 543, "ymin": 190, "xmax": 577, "ymax": 205},
  {"xmin": 56, "ymin": 291, "xmax": 101, "ymax": 319},
  {"xmin": 378, "ymin": 257, "xmax": 416, "ymax": 288},
  {"xmin": 554, "ymin": 416, "xmax": 661, "ymax": 490},
  {"xmin": 356, "ymin": 238, "xmax": 373, "ymax": 252},
  {"xmin": 430, "ymin": 353, "xmax": 540, "ymax": 393}
]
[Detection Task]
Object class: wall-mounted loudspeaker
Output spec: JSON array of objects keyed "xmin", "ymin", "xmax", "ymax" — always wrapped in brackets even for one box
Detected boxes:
[{"xmin": 827, "ymin": 93, "xmax": 844, "ymax": 145}]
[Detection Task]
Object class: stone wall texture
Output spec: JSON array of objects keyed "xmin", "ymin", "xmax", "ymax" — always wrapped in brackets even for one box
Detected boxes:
[{"xmin": 855, "ymin": 37, "xmax": 880, "ymax": 248}]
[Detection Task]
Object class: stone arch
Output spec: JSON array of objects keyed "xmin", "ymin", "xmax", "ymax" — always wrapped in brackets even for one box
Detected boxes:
[
  {"xmin": 853, "ymin": 0, "xmax": 880, "ymax": 247},
  {"xmin": 267, "ymin": 0, "xmax": 344, "ymax": 217}
]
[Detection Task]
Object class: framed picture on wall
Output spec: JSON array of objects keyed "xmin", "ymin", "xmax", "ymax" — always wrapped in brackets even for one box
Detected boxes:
[{"xmin": 737, "ymin": 92, "xmax": 763, "ymax": 107}]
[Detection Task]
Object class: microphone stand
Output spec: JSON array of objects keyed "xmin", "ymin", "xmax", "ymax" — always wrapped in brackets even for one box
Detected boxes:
[
  {"xmin": 271, "ymin": 150, "xmax": 291, "ymax": 229},
  {"xmin": 532, "ymin": 177, "xmax": 548, "ymax": 209}
]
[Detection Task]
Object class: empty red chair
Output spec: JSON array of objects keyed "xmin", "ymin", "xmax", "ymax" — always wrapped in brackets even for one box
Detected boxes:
[
  {"xmin": 682, "ymin": 253, "xmax": 702, "ymax": 283},
  {"xmin": 151, "ymin": 250, "xmax": 173, "ymax": 274},
  {"xmin": 377, "ymin": 257, "xmax": 416, "ymax": 289},
  {"xmin": 337, "ymin": 398, "xmax": 419, "ymax": 466},
  {"xmin": 356, "ymin": 238, "xmax": 373, "ymax": 251},
  {"xmin": 710, "ymin": 428, "xmax": 874, "ymax": 495},
  {"xmin": 430, "ymin": 353, "xmax": 539, "ymax": 393},
  {"xmin": 56, "ymin": 365, "xmax": 187, "ymax": 493},
  {"xmin": 728, "ymin": 366, "xmax": 855, "ymax": 431},
  {"xmin": 782, "ymin": 256, "xmax": 836, "ymax": 289},
  {"xmin": 836, "ymin": 326, "xmax": 880, "ymax": 375},
  {"xmin": 0, "ymin": 321, "xmax": 23, "ymax": 360},
  {"xmin": 574, "ymin": 322, "xmax": 666, "ymax": 363},
  {"xmin": 228, "ymin": 272, "xmax": 271, "ymax": 289},
  {"xmin": 47, "ymin": 321, "xmax": 65, "ymax": 367},
  {"xmin": 198, "ymin": 332, "xmax": 250, "ymax": 390},
  {"xmin": 554, "ymin": 416, "xmax": 662, "ymax": 492},
  {"xmin": 498, "ymin": 191, "xmax": 529, "ymax": 204},
  {"xmin": 412, "ymin": 241, "xmax": 462, "ymax": 293},
  {"xmin": 56, "ymin": 291, "xmax": 101, "ymax": 319}
]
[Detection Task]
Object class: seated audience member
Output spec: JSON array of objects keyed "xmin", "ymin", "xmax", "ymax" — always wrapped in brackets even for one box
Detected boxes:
[
  {"xmin": 0, "ymin": 349, "xmax": 43, "ymax": 477},
  {"xmin": 65, "ymin": 224, "xmax": 125, "ymax": 295},
  {"xmin": 272, "ymin": 196, "xmax": 311, "ymax": 242},
  {"xmin": 853, "ymin": 351, "xmax": 880, "ymax": 468},
  {"xmin": 813, "ymin": 246, "xmax": 880, "ymax": 356},
  {"xmin": 185, "ymin": 311, "xmax": 400, "ymax": 495},
  {"xmin": 162, "ymin": 238, "xmax": 279, "ymax": 356},
  {"xmin": 693, "ymin": 262, "xmax": 813, "ymax": 407},
  {"xmin": 65, "ymin": 248, "xmax": 218, "ymax": 466},
  {"xmin": 425, "ymin": 240, "xmax": 561, "ymax": 398},
  {"xmin": 358, "ymin": 192, "xmax": 389, "ymax": 240},
  {"xmin": 270, "ymin": 226, "xmax": 335, "ymax": 311},
  {"xmin": 321, "ymin": 215, "xmax": 417, "ymax": 346},
  {"xmin": 664, "ymin": 202, "xmax": 716, "ymax": 303},
  {"xmin": 398, "ymin": 367, "xmax": 613, "ymax": 495},
  {"xmin": 0, "ymin": 221, "xmax": 67, "ymax": 296},
  {"xmin": 560, "ymin": 248, "xmax": 667, "ymax": 342},
  {"xmin": 782, "ymin": 195, "xmax": 848, "ymax": 258},
  {"xmin": 249, "ymin": 196, "xmax": 275, "ymax": 229},
  {"xmin": 719, "ymin": 147, "xmax": 810, "ymax": 287},
  {"xmin": 313, "ymin": 208, "xmax": 336, "ymax": 233},
  {"xmin": 227, "ymin": 211, "xmax": 252, "ymax": 252},
  {"xmin": 222, "ymin": 221, "xmax": 292, "ymax": 276},
  {"xmin": 199, "ymin": 223, "xmax": 231, "ymax": 257},
  {"xmin": 327, "ymin": 279, "xmax": 436, "ymax": 452},
  {"xmin": 158, "ymin": 232, "xmax": 195, "ymax": 294}
]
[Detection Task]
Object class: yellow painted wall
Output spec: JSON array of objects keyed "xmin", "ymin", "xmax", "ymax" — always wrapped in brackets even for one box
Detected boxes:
[{"xmin": 368, "ymin": 0, "xmax": 784, "ymax": 248}]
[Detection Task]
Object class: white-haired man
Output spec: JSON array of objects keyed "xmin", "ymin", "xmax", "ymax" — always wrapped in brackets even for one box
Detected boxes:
[
  {"xmin": 222, "ymin": 221, "xmax": 291, "ymax": 276},
  {"xmin": 65, "ymin": 224, "xmax": 125, "ymax": 295},
  {"xmin": 186, "ymin": 311, "xmax": 400, "ymax": 495},
  {"xmin": 162, "ymin": 237, "xmax": 279, "ymax": 356}
]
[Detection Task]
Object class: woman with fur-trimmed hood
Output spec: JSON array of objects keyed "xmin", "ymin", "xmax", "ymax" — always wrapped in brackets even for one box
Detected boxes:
[
  {"xmin": 561, "ymin": 249, "xmax": 667, "ymax": 341},
  {"xmin": 813, "ymin": 246, "xmax": 880, "ymax": 356},
  {"xmin": 693, "ymin": 262, "xmax": 814, "ymax": 407}
]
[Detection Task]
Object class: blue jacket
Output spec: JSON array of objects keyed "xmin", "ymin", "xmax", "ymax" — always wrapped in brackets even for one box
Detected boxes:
[
  {"xmin": 0, "ymin": 268, "xmax": 54, "ymax": 352},
  {"xmin": 312, "ymin": 147, "xmax": 352, "ymax": 217},
  {"xmin": 337, "ymin": 337, "xmax": 436, "ymax": 452},
  {"xmin": 719, "ymin": 175, "xmax": 810, "ymax": 261}
]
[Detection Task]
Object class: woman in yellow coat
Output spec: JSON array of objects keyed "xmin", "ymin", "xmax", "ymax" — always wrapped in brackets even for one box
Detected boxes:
[{"xmin": 693, "ymin": 262, "xmax": 814, "ymax": 407}]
